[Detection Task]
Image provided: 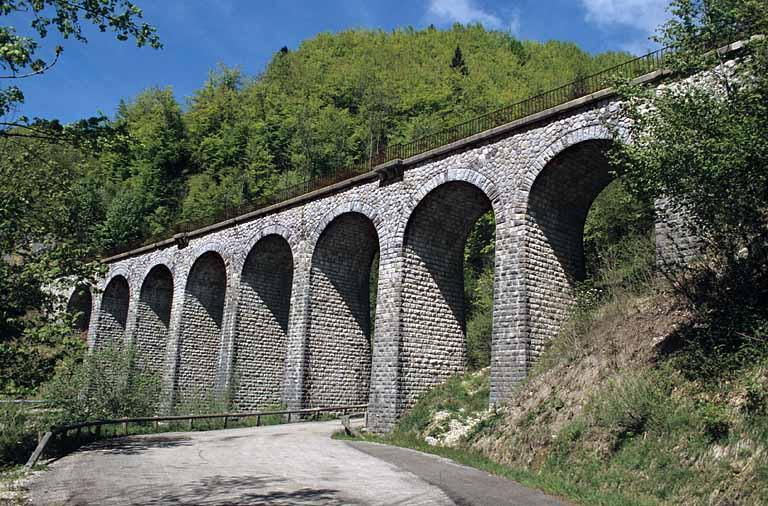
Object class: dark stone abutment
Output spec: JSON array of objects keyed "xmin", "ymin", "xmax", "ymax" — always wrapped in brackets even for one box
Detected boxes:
[
  {"xmin": 135, "ymin": 264, "xmax": 174, "ymax": 375},
  {"xmin": 95, "ymin": 275, "xmax": 129, "ymax": 347},
  {"xmin": 400, "ymin": 181, "xmax": 494, "ymax": 409},
  {"xmin": 174, "ymin": 252, "xmax": 227, "ymax": 405},
  {"xmin": 233, "ymin": 235, "xmax": 294, "ymax": 410},
  {"xmin": 524, "ymin": 139, "xmax": 618, "ymax": 354},
  {"xmin": 305, "ymin": 212, "xmax": 379, "ymax": 407}
]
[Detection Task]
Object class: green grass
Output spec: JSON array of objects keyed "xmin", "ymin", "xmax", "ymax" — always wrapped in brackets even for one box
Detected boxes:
[{"xmin": 347, "ymin": 277, "xmax": 768, "ymax": 506}]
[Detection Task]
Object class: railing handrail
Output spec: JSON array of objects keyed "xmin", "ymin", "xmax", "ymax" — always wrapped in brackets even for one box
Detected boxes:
[
  {"xmin": 0, "ymin": 399, "xmax": 48, "ymax": 404},
  {"xmin": 50, "ymin": 404, "xmax": 368, "ymax": 433},
  {"xmin": 25, "ymin": 403, "xmax": 368, "ymax": 468},
  {"xmin": 102, "ymin": 35, "xmax": 751, "ymax": 259}
]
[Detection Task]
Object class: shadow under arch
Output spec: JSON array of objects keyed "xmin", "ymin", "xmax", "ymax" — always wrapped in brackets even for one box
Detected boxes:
[
  {"xmin": 175, "ymin": 251, "xmax": 227, "ymax": 405},
  {"xmin": 399, "ymin": 180, "xmax": 494, "ymax": 408},
  {"xmin": 96, "ymin": 275, "xmax": 129, "ymax": 347},
  {"xmin": 524, "ymin": 138, "xmax": 619, "ymax": 351},
  {"xmin": 66, "ymin": 285, "xmax": 92, "ymax": 341},
  {"xmin": 305, "ymin": 212, "xmax": 379, "ymax": 407},
  {"xmin": 233, "ymin": 234, "xmax": 294, "ymax": 410},
  {"xmin": 135, "ymin": 264, "xmax": 174, "ymax": 375}
]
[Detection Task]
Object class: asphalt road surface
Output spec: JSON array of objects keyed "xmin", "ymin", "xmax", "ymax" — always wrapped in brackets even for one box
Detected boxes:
[{"xmin": 28, "ymin": 420, "xmax": 566, "ymax": 505}]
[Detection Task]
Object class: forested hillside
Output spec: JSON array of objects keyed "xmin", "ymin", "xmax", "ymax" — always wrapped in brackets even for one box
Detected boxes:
[{"xmin": 81, "ymin": 24, "xmax": 629, "ymax": 249}]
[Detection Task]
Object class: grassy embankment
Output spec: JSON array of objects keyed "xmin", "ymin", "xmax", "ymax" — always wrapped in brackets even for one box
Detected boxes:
[{"xmin": 347, "ymin": 257, "xmax": 768, "ymax": 505}]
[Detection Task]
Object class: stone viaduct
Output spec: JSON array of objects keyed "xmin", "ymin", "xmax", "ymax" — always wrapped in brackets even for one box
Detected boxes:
[{"xmin": 63, "ymin": 58, "xmax": 708, "ymax": 433}]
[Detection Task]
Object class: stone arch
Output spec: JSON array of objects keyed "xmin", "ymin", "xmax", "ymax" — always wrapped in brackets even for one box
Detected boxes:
[
  {"xmin": 95, "ymin": 274, "xmax": 130, "ymax": 347},
  {"xmin": 66, "ymin": 286, "xmax": 92, "ymax": 341},
  {"xmin": 518, "ymin": 124, "xmax": 625, "ymax": 200},
  {"xmin": 182, "ymin": 240, "xmax": 233, "ymax": 276},
  {"xmin": 305, "ymin": 211, "xmax": 379, "ymax": 407},
  {"xmin": 242, "ymin": 224, "xmax": 298, "ymax": 263},
  {"xmin": 174, "ymin": 250, "xmax": 228, "ymax": 404},
  {"xmin": 233, "ymin": 234, "xmax": 294, "ymax": 410},
  {"xmin": 135, "ymin": 264, "xmax": 174, "ymax": 375},
  {"xmin": 398, "ymin": 177, "xmax": 495, "ymax": 408},
  {"xmin": 522, "ymin": 128, "xmax": 627, "ymax": 355},
  {"xmin": 395, "ymin": 168, "xmax": 504, "ymax": 245},
  {"xmin": 309, "ymin": 201, "xmax": 384, "ymax": 250}
]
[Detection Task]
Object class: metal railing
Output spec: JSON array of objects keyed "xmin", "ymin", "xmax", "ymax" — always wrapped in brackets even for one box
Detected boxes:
[
  {"xmin": 25, "ymin": 403, "xmax": 367, "ymax": 468},
  {"xmin": 0, "ymin": 399, "xmax": 47, "ymax": 405},
  {"xmin": 105, "ymin": 35, "xmax": 749, "ymax": 259}
]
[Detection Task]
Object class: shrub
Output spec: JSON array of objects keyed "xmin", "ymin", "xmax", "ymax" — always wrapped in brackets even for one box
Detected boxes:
[
  {"xmin": 697, "ymin": 401, "xmax": 731, "ymax": 442},
  {"xmin": 173, "ymin": 386, "xmax": 232, "ymax": 416},
  {"xmin": 588, "ymin": 371, "xmax": 674, "ymax": 449},
  {"xmin": 0, "ymin": 402, "xmax": 37, "ymax": 468},
  {"xmin": 40, "ymin": 342, "xmax": 161, "ymax": 426}
]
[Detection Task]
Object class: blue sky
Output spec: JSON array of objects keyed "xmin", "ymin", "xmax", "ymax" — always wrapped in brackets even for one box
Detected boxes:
[{"xmin": 9, "ymin": 0, "xmax": 672, "ymax": 123}]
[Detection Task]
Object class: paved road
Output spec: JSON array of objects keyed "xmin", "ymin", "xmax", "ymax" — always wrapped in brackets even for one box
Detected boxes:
[{"xmin": 28, "ymin": 421, "xmax": 566, "ymax": 506}]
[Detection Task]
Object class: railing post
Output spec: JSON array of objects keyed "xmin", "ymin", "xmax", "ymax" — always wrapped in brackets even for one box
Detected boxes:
[
  {"xmin": 223, "ymin": 415, "xmax": 228, "ymax": 429},
  {"xmin": 256, "ymin": 414, "xmax": 261, "ymax": 427}
]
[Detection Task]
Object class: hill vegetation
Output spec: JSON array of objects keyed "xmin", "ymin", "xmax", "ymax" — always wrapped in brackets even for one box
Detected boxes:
[{"xmin": 89, "ymin": 25, "xmax": 629, "ymax": 248}]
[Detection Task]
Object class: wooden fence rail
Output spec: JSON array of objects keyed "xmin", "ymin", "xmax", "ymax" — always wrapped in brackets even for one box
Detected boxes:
[{"xmin": 25, "ymin": 404, "xmax": 367, "ymax": 469}]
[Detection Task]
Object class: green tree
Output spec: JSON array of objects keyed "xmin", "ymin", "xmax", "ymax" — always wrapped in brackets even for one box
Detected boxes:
[
  {"xmin": 0, "ymin": 138, "xmax": 102, "ymax": 394},
  {"xmin": 96, "ymin": 87, "xmax": 187, "ymax": 247},
  {"xmin": 614, "ymin": 0, "xmax": 768, "ymax": 269},
  {"xmin": 450, "ymin": 45, "xmax": 469, "ymax": 76},
  {"xmin": 0, "ymin": 0, "xmax": 160, "ymax": 142},
  {"xmin": 0, "ymin": 1, "xmax": 160, "ymax": 395}
]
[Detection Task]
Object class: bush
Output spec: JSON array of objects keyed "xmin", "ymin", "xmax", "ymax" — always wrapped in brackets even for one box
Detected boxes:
[
  {"xmin": 173, "ymin": 386, "xmax": 232, "ymax": 416},
  {"xmin": 0, "ymin": 318, "xmax": 87, "ymax": 397},
  {"xmin": 661, "ymin": 264, "xmax": 768, "ymax": 383},
  {"xmin": 588, "ymin": 371, "xmax": 675, "ymax": 449},
  {"xmin": 0, "ymin": 402, "xmax": 37, "ymax": 468},
  {"xmin": 466, "ymin": 265, "xmax": 494, "ymax": 370},
  {"xmin": 41, "ymin": 342, "xmax": 161, "ymax": 426}
]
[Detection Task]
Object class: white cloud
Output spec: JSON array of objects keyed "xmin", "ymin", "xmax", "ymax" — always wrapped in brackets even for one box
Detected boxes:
[
  {"xmin": 426, "ymin": 0, "xmax": 504, "ymax": 29},
  {"xmin": 580, "ymin": 0, "xmax": 670, "ymax": 34}
]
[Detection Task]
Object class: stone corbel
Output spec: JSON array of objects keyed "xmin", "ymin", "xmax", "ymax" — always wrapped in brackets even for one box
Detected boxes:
[
  {"xmin": 374, "ymin": 159, "xmax": 405, "ymax": 185},
  {"xmin": 173, "ymin": 232, "xmax": 190, "ymax": 249}
]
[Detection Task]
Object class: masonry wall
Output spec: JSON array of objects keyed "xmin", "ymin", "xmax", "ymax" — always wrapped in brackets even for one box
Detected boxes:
[
  {"xmin": 94, "ymin": 90, "xmax": 703, "ymax": 431},
  {"xmin": 135, "ymin": 265, "xmax": 174, "ymax": 376},
  {"xmin": 95, "ymin": 276, "xmax": 129, "ymax": 347},
  {"xmin": 655, "ymin": 198, "xmax": 705, "ymax": 267},
  {"xmin": 174, "ymin": 252, "xmax": 227, "ymax": 404},
  {"xmin": 305, "ymin": 213, "xmax": 377, "ymax": 407},
  {"xmin": 400, "ymin": 181, "xmax": 491, "ymax": 407},
  {"xmin": 524, "ymin": 139, "xmax": 615, "ymax": 356},
  {"xmin": 233, "ymin": 235, "xmax": 293, "ymax": 410},
  {"xmin": 66, "ymin": 287, "xmax": 92, "ymax": 341}
]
